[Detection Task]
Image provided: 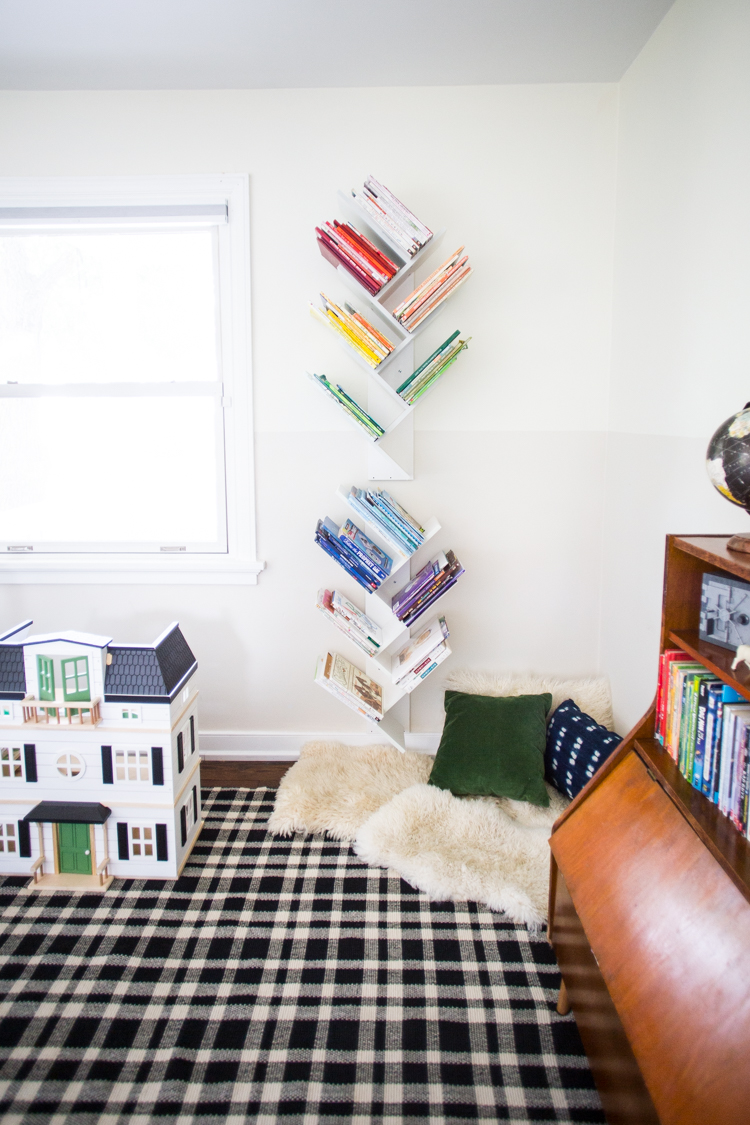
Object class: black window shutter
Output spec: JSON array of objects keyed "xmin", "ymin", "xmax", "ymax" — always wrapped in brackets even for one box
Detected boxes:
[
  {"xmin": 189, "ymin": 714, "xmax": 195, "ymax": 755},
  {"xmin": 155, "ymin": 823, "xmax": 168, "ymax": 861},
  {"xmin": 180, "ymin": 806, "xmax": 187, "ymax": 847},
  {"xmin": 18, "ymin": 821, "xmax": 31, "ymax": 858},
  {"xmin": 101, "ymin": 746, "xmax": 113, "ymax": 784},
  {"xmin": 151, "ymin": 746, "xmax": 164, "ymax": 786},
  {"xmin": 117, "ymin": 822, "xmax": 129, "ymax": 860},
  {"xmin": 192, "ymin": 785, "xmax": 198, "ymax": 821},
  {"xmin": 23, "ymin": 745, "xmax": 37, "ymax": 783},
  {"xmin": 177, "ymin": 732, "xmax": 184, "ymax": 773}
]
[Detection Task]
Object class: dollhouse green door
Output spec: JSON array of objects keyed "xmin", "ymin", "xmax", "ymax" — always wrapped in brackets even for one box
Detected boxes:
[
  {"xmin": 57, "ymin": 823, "xmax": 92, "ymax": 874},
  {"xmin": 37, "ymin": 656, "xmax": 55, "ymax": 701}
]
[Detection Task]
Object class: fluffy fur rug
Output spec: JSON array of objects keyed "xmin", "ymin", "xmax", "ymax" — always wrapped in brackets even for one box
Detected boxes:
[
  {"xmin": 268, "ymin": 741, "xmax": 568, "ymax": 928},
  {"xmin": 268, "ymin": 673, "xmax": 609, "ymax": 926}
]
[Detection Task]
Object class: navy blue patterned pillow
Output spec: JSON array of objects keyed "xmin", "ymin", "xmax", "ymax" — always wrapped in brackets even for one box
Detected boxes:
[{"xmin": 545, "ymin": 698, "xmax": 622, "ymax": 799}]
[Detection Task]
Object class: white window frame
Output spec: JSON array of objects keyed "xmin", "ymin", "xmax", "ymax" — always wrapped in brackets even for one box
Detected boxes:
[
  {"xmin": 0, "ymin": 174, "xmax": 263, "ymax": 586},
  {"xmin": 0, "ymin": 746, "xmax": 24, "ymax": 780},
  {"xmin": 129, "ymin": 822, "xmax": 157, "ymax": 861},
  {"xmin": 114, "ymin": 747, "xmax": 150, "ymax": 784}
]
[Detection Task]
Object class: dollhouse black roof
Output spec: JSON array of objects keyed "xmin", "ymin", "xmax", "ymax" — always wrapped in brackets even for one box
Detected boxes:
[
  {"xmin": 0, "ymin": 645, "xmax": 26, "ymax": 700},
  {"xmin": 104, "ymin": 623, "xmax": 197, "ymax": 703}
]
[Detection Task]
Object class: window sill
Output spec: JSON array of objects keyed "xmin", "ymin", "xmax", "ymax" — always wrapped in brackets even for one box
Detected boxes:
[{"xmin": 0, "ymin": 554, "xmax": 266, "ymax": 585}]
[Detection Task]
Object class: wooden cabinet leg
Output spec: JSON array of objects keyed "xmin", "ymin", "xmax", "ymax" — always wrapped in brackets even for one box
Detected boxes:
[{"xmin": 557, "ymin": 979, "xmax": 572, "ymax": 1016}]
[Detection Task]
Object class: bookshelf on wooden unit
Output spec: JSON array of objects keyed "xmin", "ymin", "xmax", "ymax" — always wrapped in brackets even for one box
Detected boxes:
[{"xmin": 547, "ymin": 534, "xmax": 750, "ymax": 1125}]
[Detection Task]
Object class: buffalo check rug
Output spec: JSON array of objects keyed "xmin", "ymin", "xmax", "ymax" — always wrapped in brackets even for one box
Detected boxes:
[{"xmin": 0, "ymin": 787, "xmax": 605, "ymax": 1124}]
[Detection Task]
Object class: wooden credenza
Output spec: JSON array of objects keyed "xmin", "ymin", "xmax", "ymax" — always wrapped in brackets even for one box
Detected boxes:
[{"xmin": 548, "ymin": 536, "xmax": 750, "ymax": 1125}]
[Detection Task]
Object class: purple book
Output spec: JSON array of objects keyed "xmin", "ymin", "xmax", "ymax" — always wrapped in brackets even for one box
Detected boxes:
[
  {"xmin": 392, "ymin": 560, "xmax": 439, "ymax": 614},
  {"xmin": 403, "ymin": 571, "xmax": 463, "ymax": 625}
]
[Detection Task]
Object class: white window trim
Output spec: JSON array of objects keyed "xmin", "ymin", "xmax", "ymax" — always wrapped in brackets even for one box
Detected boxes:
[{"xmin": 0, "ymin": 173, "xmax": 264, "ymax": 586}]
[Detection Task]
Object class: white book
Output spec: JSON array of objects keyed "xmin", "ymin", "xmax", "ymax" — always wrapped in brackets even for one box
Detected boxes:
[
  {"xmin": 315, "ymin": 652, "xmax": 383, "ymax": 721},
  {"xmin": 391, "ymin": 615, "xmax": 449, "ymax": 683},
  {"xmin": 399, "ymin": 643, "xmax": 452, "ymax": 693}
]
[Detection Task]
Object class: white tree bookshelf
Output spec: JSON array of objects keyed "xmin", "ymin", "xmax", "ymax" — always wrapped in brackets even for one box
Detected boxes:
[{"xmin": 311, "ymin": 180, "xmax": 471, "ymax": 751}]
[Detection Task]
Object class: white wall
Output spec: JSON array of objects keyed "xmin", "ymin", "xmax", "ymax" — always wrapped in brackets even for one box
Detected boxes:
[
  {"xmin": 601, "ymin": 0, "xmax": 750, "ymax": 731},
  {"xmin": 0, "ymin": 85, "xmax": 619, "ymax": 741}
]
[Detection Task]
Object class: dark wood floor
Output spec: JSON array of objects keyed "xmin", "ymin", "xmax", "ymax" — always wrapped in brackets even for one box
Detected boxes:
[{"xmin": 200, "ymin": 760, "xmax": 292, "ymax": 788}]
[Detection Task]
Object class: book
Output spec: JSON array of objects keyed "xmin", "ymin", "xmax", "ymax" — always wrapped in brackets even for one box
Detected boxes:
[
  {"xmin": 393, "ymin": 550, "xmax": 464, "ymax": 626},
  {"xmin": 311, "ymin": 294, "xmax": 395, "ymax": 368},
  {"xmin": 316, "ymin": 589, "xmax": 382, "ymax": 658},
  {"xmin": 396, "ymin": 331, "xmax": 470, "ymax": 405},
  {"xmin": 339, "ymin": 519, "xmax": 393, "ymax": 581},
  {"xmin": 315, "ymin": 652, "xmax": 383, "ymax": 722},
  {"xmin": 308, "ymin": 372, "xmax": 385, "ymax": 440},
  {"xmin": 316, "ymin": 220, "xmax": 399, "ymax": 294},
  {"xmin": 396, "ymin": 641, "xmax": 452, "ymax": 693},
  {"xmin": 315, "ymin": 517, "xmax": 383, "ymax": 592},
  {"xmin": 391, "ymin": 615, "xmax": 449, "ymax": 684},
  {"xmin": 344, "ymin": 487, "xmax": 424, "ymax": 557},
  {"xmin": 391, "ymin": 247, "xmax": 473, "ymax": 331},
  {"xmin": 655, "ymin": 649, "xmax": 689, "ymax": 745},
  {"xmin": 350, "ymin": 175, "xmax": 432, "ymax": 259}
]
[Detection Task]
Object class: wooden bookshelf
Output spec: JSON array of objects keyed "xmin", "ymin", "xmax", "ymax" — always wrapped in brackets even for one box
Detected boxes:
[{"xmin": 548, "ymin": 534, "xmax": 750, "ymax": 1125}]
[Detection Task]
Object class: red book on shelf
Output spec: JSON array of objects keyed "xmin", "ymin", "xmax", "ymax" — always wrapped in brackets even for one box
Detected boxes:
[
  {"xmin": 316, "ymin": 231, "xmax": 381, "ymax": 294},
  {"xmin": 655, "ymin": 649, "xmax": 689, "ymax": 745},
  {"xmin": 333, "ymin": 221, "xmax": 399, "ymax": 278}
]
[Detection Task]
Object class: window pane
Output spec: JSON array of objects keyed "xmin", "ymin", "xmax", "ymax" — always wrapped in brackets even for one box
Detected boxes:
[
  {"xmin": 0, "ymin": 230, "xmax": 219, "ymax": 384},
  {"xmin": 0, "ymin": 395, "xmax": 223, "ymax": 547}
]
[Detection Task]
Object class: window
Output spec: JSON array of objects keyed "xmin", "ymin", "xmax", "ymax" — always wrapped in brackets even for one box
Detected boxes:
[
  {"xmin": 1, "ymin": 747, "xmax": 23, "ymax": 779},
  {"xmin": 121, "ymin": 708, "xmax": 140, "ymax": 722},
  {"xmin": 37, "ymin": 655, "xmax": 55, "ymax": 700},
  {"xmin": 115, "ymin": 748, "xmax": 150, "ymax": 783},
  {"xmin": 62, "ymin": 656, "xmax": 89, "ymax": 701},
  {"xmin": 129, "ymin": 825, "xmax": 156, "ymax": 860},
  {"xmin": 0, "ymin": 175, "xmax": 261, "ymax": 585},
  {"xmin": 56, "ymin": 753, "xmax": 85, "ymax": 779},
  {"xmin": 0, "ymin": 824, "xmax": 17, "ymax": 853}
]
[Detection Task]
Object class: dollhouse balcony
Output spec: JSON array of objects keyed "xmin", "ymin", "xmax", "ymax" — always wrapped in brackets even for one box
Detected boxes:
[{"xmin": 21, "ymin": 697, "xmax": 102, "ymax": 726}]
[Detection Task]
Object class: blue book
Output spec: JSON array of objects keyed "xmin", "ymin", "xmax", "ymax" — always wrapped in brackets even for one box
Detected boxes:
[
  {"xmin": 692, "ymin": 678, "xmax": 721, "ymax": 789},
  {"xmin": 339, "ymin": 519, "xmax": 392, "ymax": 579},
  {"xmin": 319, "ymin": 518, "xmax": 385, "ymax": 584}
]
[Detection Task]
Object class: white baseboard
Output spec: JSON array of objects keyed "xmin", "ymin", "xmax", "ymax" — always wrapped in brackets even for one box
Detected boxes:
[{"xmin": 199, "ymin": 730, "xmax": 441, "ymax": 759}]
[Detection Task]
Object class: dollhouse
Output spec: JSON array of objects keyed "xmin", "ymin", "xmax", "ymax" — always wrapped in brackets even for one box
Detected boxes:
[{"xmin": 0, "ymin": 619, "xmax": 201, "ymax": 891}]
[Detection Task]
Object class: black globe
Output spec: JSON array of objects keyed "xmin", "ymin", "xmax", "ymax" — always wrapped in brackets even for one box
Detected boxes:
[{"xmin": 707, "ymin": 404, "xmax": 750, "ymax": 510}]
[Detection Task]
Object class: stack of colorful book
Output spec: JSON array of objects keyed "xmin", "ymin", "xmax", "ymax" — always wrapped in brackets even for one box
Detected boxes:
[
  {"xmin": 316, "ymin": 589, "xmax": 382, "ymax": 658},
  {"xmin": 315, "ymin": 516, "xmax": 392, "ymax": 593},
  {"xmin": 392, "ymin": 247, "xmax": 472, "ymax": 331},
  {"xmin": 316, "ymin": 220, "xmax": 399, "ymax": 295},
  {"xmin": 315, "ymin": 651, "xmax": 383, "ymax": 722},
  {"xmin": 391, "ymin": 615, "xmax": 451, "ymax": 693},
  {"xmin": 656, "ymin": 649, "xmax": 750, "ymax": 836},
  {"xmin": 397, "ymin": 331, "xmax": 470, "ymax": 405},
  {"xmin": 344, "ymin": 487, "xmax": 424, "ymax": 556},
  {"xmin": 307, "ymin": 373, "xmax": 385, "ymax": 441},
  {"xmin": 310, "ymin": 294, "xmax": 395, "ymax": 368},
  {"xmin": 392, "ymin": 551, "xmax": 464, "ymax": 626},
  {"xmin": 349, "ymin": 175, "xmax": 432, "ymax": 259}
]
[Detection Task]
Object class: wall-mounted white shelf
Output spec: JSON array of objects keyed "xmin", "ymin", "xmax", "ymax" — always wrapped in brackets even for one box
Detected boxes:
[{"xmin": 311, "ymin": 180, "xmax": 472, "ymax": 749}]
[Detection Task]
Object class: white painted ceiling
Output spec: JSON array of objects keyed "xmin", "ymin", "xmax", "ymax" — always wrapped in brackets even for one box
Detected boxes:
[{"xmin": 0, "ymin": 0, "xmax": 676, "ymax": 90}]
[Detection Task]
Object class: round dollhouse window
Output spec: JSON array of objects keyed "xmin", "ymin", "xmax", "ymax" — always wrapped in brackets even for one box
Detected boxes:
[{"xmin": 56, "ymin": 753, "xmax": 85, "ymax": 779}]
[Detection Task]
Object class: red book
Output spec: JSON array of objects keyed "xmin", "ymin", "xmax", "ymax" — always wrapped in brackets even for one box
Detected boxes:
[
  {"xmin": 655, "ymin": 649, "xmax": 689, "ymax": 745},
  {"xmin": 316, "ymin": 231, "xmax": 381, "ymax": 294},
  {"xmin": 333, "ymin": 220, "xmax": 398, "ymax": 278}
]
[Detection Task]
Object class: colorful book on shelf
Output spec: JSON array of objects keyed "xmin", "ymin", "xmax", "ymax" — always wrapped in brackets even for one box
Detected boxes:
[
  {"xmin": 316, "ymin": 220, "xmax": 399, "ymax": 294},
  {"xmin": 655, "ymin": 649, "xmax": 689, "ymax": 745},
  {"xmin": 397, "ymin": 331, "xmax": 470, "ymax": 405},
  {"xmin": 315, "ymin": 517, "xmax": 390, "ymax": 592},
  {"xmin": 350, "ymin": 175, "xmax": 432, "ymax": 259},
  {"xmin": 344, "ymin": 487, "xmax": 424, "ymax": 556},
  {"xmin": 311, "ymin": 294, "xmax": 395, "ymax": 368},
  {"xmin": 315, "ymin": 651, "xmax": 383, "ymax": 722},
  {"xmin": 308, "ymin": 373, "xmax": 385, "ymax": 440},
  {"xmin": 316, "ymin": 589, "xmax": 382, "ymax": 658},
  {"xmin": 391, "ymin": 615, "xmax": 449, "ymax": 685},
  {"xmin": 392, "ymin": 550, "xmax": 464, "ymax": 626},
  {"xmin": 339, "ymin": 519, "xmax": 393, "ymax": 581},
  {"xmin": 392, "ymin": 246, "xmax": 472, "ymax": 331}
]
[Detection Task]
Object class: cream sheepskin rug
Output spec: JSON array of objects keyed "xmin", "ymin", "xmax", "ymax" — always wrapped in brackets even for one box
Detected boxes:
[
  {"xmin": 268, "ymin": 740, "xmax": 432, "ymax": 840},
  {"xmin": 354, "ymin": 782, "xmax": 568, "ymax": 930},
  {"xmin": 268, "ymin": 740, "xmax": 569, "ymax": 928},
  {"xmin": 268, "ymin": 674, "xmax": 609, "ymax": 925}
]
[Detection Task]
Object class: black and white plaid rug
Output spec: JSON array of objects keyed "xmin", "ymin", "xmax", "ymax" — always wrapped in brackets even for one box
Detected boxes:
[{"xmin": 0, "ymin": 787, "xmax": 604, "ymax": 1124}]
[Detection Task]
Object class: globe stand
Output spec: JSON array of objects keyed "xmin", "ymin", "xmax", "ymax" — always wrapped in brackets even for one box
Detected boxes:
[{"xmin": 727, "ymin": 534, "xmax": 750, "ymax": 554}]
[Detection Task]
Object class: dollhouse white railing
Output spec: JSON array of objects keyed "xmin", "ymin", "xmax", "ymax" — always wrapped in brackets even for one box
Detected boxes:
[{"xmin": 21, "ymin": 697, "xmax": 102, "ymax": 726}]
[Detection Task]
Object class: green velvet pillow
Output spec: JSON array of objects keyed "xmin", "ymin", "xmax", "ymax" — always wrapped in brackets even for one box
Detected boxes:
[{"xmin": 428, "ymin": 690, "xmax": 552, "ymax": 806}]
